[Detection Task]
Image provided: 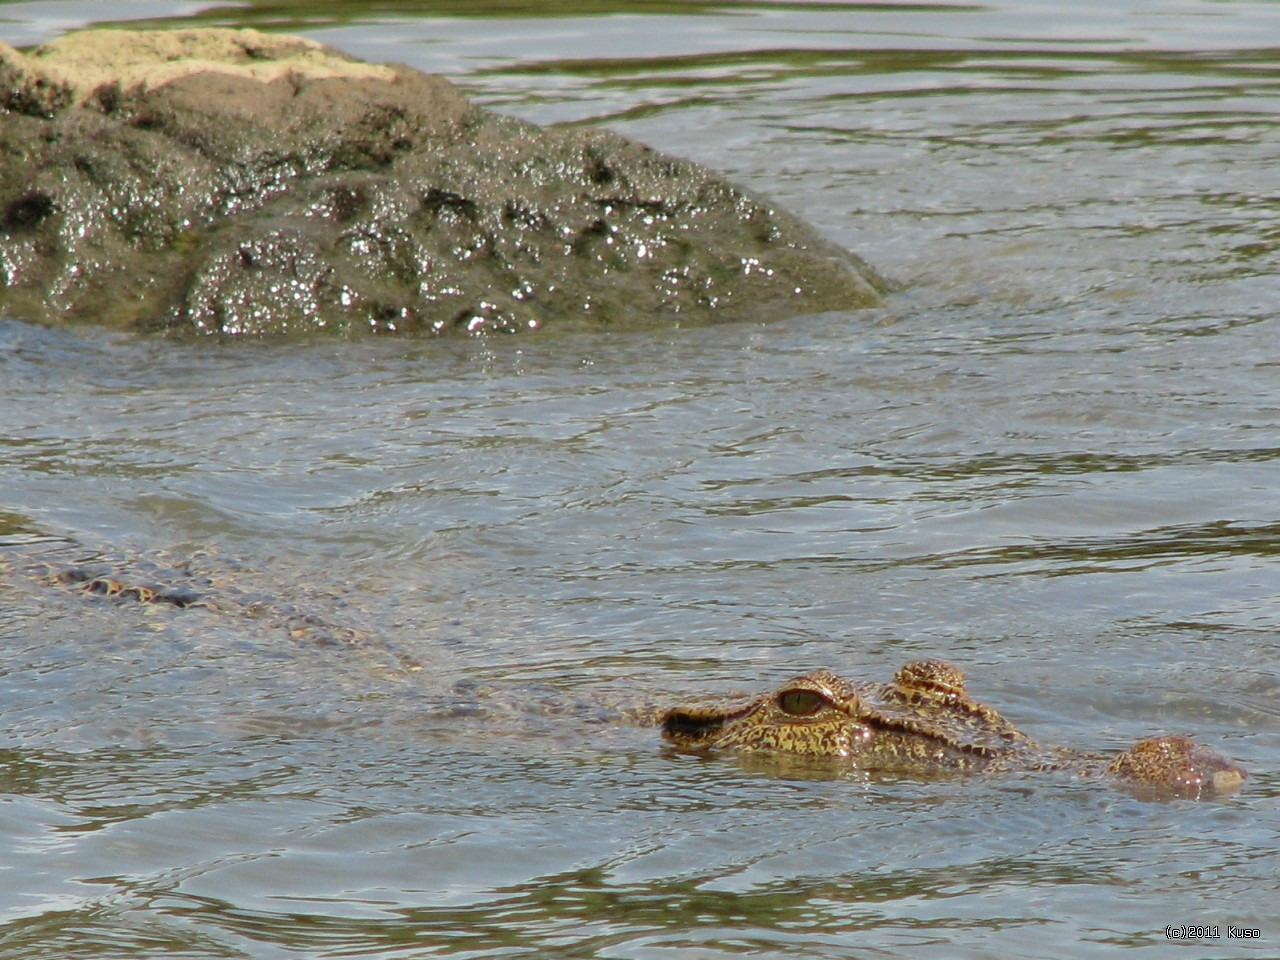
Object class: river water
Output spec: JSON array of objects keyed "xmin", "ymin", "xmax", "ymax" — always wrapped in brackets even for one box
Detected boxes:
[{"xmin": 1, "ymin": 1, "xmax": 1278, "ymax": 957}]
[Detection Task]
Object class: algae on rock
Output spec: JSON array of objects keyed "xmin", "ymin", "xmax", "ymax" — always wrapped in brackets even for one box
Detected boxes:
[{"xmin": 0, "ymin": 28, "xmax": 885, "ymax": 336}]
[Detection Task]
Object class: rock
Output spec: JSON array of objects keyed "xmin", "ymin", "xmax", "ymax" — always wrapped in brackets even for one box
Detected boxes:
[{"xmin": 0, "ymin": 28, "xmax": 885, "ymax": 336}]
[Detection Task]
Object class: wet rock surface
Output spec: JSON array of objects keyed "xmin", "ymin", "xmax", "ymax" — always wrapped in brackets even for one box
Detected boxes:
[{"xmin": 0, "ymin": 28, "xmax": 885, "ymax": 336}]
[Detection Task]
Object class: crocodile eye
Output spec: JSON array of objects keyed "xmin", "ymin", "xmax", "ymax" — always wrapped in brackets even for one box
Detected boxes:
[{"xmin": 777, "ymin": 689, "xmax": 828, "ymax": 717}]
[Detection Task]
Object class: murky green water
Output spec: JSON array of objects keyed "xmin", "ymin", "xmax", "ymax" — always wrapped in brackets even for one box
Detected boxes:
[{"xmin": 2, "ymin": 1, "xmax": 1278, "ymax": 957}]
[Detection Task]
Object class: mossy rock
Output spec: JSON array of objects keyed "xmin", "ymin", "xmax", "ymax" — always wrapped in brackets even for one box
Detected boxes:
[{"xmin": 0, "ymin": 28, "xmax": 885, "ymax": 336}]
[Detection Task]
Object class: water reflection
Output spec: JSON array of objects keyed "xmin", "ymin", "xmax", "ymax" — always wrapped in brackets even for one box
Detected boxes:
[{"xmin": 3, "ymin": 0, "xmax": 1280, "ymax": 957}]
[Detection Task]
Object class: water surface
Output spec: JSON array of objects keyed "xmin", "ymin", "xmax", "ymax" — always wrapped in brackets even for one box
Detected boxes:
[{"xmin": 1, "ymin": 1, "xmax": 1278, "ymax": 957}]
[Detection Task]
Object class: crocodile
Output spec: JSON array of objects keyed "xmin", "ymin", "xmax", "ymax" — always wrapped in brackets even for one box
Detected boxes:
[
  {"xmin": 0, "ymin": 537, "xmax": 425, "ymax": 677},
  {"xmin": 2, "ymin": 540, "xmax": 1247, "ymax": 796},
  {"xmin": 661, "ymin": 659, "xmax": 1247, "ymax": 798}
]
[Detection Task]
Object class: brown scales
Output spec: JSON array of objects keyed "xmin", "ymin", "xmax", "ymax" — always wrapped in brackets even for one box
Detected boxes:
[
  {"xmin": 661, "ymin": 659, "xmax": 1247, "ymax": 798},
  {"xmin": 0, "ymin": 545, "xmax": 1250, "ymax": 797}
]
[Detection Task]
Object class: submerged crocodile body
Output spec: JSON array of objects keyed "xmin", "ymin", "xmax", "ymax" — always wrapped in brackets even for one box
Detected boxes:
[
  {"xmin": 3, "ymin": 541, "xmax": 1246, "ymax": 797},
  {"xmin": 661, "ymin": 660, "xmax": 1247, "ymax": 798},
  {"xmin": 0, "ymin": 538, "xmax": 424, "ymax": 676}
]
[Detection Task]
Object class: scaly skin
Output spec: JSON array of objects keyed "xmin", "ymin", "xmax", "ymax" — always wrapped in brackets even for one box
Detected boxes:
[
  {"xmin": 1, "ymin": 541, "xmax": 424, "ymax": 675},
  {"xmin": 662, "ymin": 659, "xmax": 1247, "ymax": 798},
  {"xmin": 1, "ymin": 542, "xmax": 1249, "ymax": 796}
]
